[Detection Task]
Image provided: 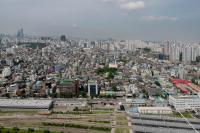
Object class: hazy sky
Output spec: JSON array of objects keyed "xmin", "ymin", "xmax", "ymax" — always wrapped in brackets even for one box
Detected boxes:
[{"xmin": 0, "ymin": 0, "xmax": 200, "ymax": 41}]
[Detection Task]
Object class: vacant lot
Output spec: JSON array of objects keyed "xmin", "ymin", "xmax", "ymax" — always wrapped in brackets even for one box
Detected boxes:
[{"xmin": 0, "ymin": 107, "xmax": 114, "ymax": 133}]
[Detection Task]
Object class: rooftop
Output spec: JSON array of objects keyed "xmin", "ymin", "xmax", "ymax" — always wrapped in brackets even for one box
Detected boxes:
[
  {"xmin": 170, "ymin": 94, "xmax": 200, "ymax": 99},
  {"xmin": 0, "ymin": 98, "xmax": 53, "ymax": 109},
  {"xmin": 59, "ymin": 79, "xmax": 74, "ymax": 86}
]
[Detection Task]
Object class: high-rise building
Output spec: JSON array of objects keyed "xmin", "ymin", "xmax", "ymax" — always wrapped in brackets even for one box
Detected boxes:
[
  {"xmin": 168, "ymin": 43, "xmax": 200, "ymax": 63},
  {"xmin": 17, "ymin": 28, "xmax": 24, "ymax": 39},
  {"xmin": 60, "ymin": 35, "xmax": 66, "ymax": 41},
  {"xmin": 169, "ymin": 44, "xmax": 180, "ymax": 62},
  {"xmin": 164, "ymin": 41, "xmax": 170, "ymax": 55},
  {"xmin": 191, "ymin": 46, "xmax": 200, "ymax": 61},
  {"xmin": 182, "ymin": 46, "xmax": 192, "ymax": 63},
  {"xmin": 107, "ymin": 43, "xmax": 110, "ymax": 53}
]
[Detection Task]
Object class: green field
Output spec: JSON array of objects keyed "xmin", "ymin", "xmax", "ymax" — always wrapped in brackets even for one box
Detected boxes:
[
  {"xmin": 172, "ymin": 113, "xmax": 193, "ymax": 118},
  {"xmin": 115, "ymin": 128, "xmax": 129, "ymax": 133},
  {"xmin": 42, "ymin": 122, "xmax": 111, "ymax": 132}
]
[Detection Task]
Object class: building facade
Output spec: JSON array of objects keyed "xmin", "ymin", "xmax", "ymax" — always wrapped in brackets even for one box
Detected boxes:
[
  {"xmin": 169, "ymin": 95, "xmax": 200, "ymax": 111},
  {"xmin": 88, "ymin": 80, "xmax": 98, "ymax": 97}
]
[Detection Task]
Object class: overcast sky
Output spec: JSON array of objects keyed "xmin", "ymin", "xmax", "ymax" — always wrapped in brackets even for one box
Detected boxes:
[{"xmin": 0, "ymin": 0, "xmax": 200, "ymax": 41}]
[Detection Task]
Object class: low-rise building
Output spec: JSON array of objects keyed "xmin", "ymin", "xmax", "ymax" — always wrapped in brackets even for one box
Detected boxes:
[
  {"xmin": 54, "ymin": 99, "xmax": 87, "ymax": 107},
  {"xmin": 57, "ymin": 79, "xmax": 76, "ymax": 97},
  {"xmin": 125, "ymin": 98, "xmax": 146, "ymax": 106},
  {"xmin": 0, "ymin": 98, "xmax": 53, "ymax": 110},
  {"xmin": 138, "ymin": 107, "xmax": 172, "ymax": 114},
  {"xmin": 169, "ymin": 94, "xmax": 200, "ymax": 111}
]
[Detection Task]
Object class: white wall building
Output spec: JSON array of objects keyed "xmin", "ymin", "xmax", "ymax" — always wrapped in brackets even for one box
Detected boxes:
[
  {"xmin": 138, "ymin": 107, "xmax": 172, "ymax": 114},
  {"xmin": 54, "ymin": 99, "xmax": 87, "ymax": 107},
  {"xmin": 169, "ymin": 44, "xmax": 180, "ymax": 62},
  {"xmin": 168, "ymin": 43, "xmax": 200, "ymax": 63},
  {"xmin": 0, "ymin": 99, "xmax": 53, "ymax": 110},
  {"xmin": 2, "ymin": 67, "xmax": 11, "ymax": 78},
  {"xmin": 183, "ymin": 46, "xmax": 192, "ymax": 63},
  {"xmin": 169, "ymin": 95, "xmax": 200, "ymax": 111}
]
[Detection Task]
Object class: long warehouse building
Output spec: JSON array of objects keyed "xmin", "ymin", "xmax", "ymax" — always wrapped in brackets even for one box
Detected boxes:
[{"xmin": 0, "ymin": 99, "xmax": 53, "ymax": 110}]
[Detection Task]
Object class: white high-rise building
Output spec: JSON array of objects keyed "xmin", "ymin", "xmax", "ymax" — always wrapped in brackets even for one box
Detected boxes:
[
  {"xmin": 178, "ymin": 65, "xmax": 185, "ymax": 79},
  {"xmin": 169, "ymin": 44, "xmax": 180, "ymax": 62},
  {"xmin": 168, "ymin": 43, "xmax": 200, "ymax": 63},
  {"xmin": 164, "ymin": 41, "xmax": 170, "ymax": 55},
  {"xmin": 183, "ymin": 46, "xmax": 192, "ymax": 63},
  {"xmin": 191, "ymin": 46, "xmax": 197, "ymax": 61}
]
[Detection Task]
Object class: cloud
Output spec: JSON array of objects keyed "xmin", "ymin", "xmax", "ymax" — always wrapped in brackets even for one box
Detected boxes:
[
  {"xmin": 141, "ymin": 16, "xmax": 178, "ymax": 21},
  {"xmin": 120, "ymin": 1, "xmax": 145, "ymax": 10},
  {"xmin": 101, "ymin": 0, "xmax": 145, "ymax": 10}
]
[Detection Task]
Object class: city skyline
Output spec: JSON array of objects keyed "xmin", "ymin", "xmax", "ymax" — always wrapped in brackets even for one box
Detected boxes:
[
  {"xmin": 0, "ymin": 1, "xmax": 200, "ymax": 133},
  {"xmin": 0, "ymin": 0, "xmax": 200, "ymax": 41}
]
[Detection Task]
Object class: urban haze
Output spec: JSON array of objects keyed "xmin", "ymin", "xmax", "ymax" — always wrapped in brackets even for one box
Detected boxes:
[{"xmin": 0, "ymin": 0, "xmax": 200, "ymax": 133}]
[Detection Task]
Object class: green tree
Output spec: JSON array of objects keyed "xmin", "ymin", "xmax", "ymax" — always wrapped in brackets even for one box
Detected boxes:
[
  {"xmin": 79, "ymin": 91, "xmax": 87, "ymax": 98},
  {"xmin": 73, "ymin": 107, "xmax": 79, "ymax": 111},
  {"xmin": 143, "ymin": 47, "xmax": 151, "ymax": 53},
  {"xmin": 132, "ymin": 93, "xmax": 137, "ymax": 98},
  {"xmin": 28, "ymin": 128, "xmax": 34, "ymax": 132},
  {"xmin": 196, "ymin": 56, "xmax": 200, "ymax": 62},
  {"xmin": 13, "ymin": 127, "xmax": 19, "ymax": 131},
  {"xmin": 43, "ymin": 130, "xmax": 50, "ymax": 133},
  {"xmin": 154, "ymin": 81, "xmax": 161, "ymax": 87},
  {"xmin": 107, "ymin": 72, "xmax": 114, "ymax": 79},
  {"xmin": 142, "ymin": 89, "xmax": 149, "ymax": 98},
  {"xmin": 111, "ymin": 85, "xmax": 117, "ymax": 92},
  {"xmin": 5, "ymin": 93, "xmax": 10, "ymax": 98}
]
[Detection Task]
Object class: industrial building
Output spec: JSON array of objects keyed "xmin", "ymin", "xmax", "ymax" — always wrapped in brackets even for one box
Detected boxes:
[{"xmin": 0, "ymin": 99, "xmax": 53, "ymax": 110}]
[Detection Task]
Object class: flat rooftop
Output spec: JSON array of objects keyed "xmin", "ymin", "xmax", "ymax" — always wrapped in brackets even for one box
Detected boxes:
[
  {"xmin": 0, "ymin": 98, "xmax": 53, "ymax": 109},
  {"xmin": 130, "ymin": 114, "xmax": 200, "ymax": 133},
  {"xmin": 170, "ymin": 95, "xmax": 200, "ymax": 99}
]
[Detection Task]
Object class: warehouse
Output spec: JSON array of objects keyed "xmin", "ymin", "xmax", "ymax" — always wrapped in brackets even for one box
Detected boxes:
[
  {"xmin": 138, "ymin": 107, "xmax": 172, "ymax": 114},
  {"xmin": 0, "ymin": 99, "xmax": 53, "ymax": 110}
]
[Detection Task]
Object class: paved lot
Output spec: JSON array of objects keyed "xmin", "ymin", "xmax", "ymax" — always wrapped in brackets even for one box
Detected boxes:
[
  {"xmin": 133, "ymin": 125, "xmax": 197, "ymax": 133},
  {"xmin": 129, "ymin": 114, "xmax": 200, "ymax": 133}
]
